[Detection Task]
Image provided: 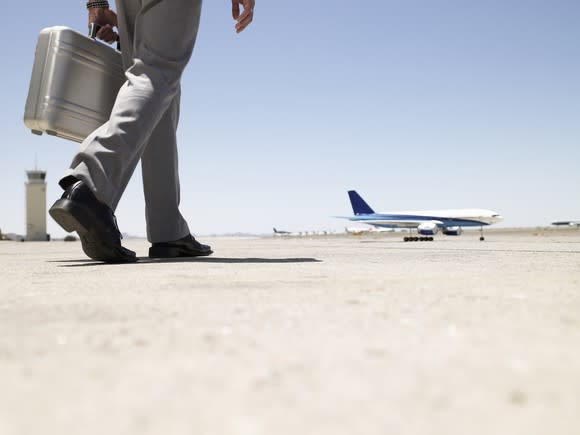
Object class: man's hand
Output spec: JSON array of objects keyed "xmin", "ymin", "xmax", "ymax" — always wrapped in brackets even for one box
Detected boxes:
[
  {"xmin": 232, "ymin": 0, "xmax": 255, "ymax": 33},
  {"xmin": 88, "ymin": 7, "xmax": 118, "ymax": 44}
]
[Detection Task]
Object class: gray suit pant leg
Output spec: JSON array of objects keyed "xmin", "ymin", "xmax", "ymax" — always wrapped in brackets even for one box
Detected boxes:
[
  {"xmin": 140, "ymin": 90, "xmax": 189, "ymax": 243},
  {"xmin": 64, "ymin": 0, "xmax": 202, "ymax": 243}
]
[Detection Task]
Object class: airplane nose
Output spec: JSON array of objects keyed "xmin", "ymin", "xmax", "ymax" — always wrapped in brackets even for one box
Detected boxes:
[{"xmin": 492, "ymin": 214, "xmax": 504, "ymax": 222}]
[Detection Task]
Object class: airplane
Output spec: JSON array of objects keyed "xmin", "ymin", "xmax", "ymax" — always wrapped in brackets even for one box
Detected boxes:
[
  {"xmin": 340, "ymin": 190, "xmax": 503, "ymax": 242},
  {"xmin": 274, "ymin": 228, "xmax": 332, "ymax": 237},
  {"xmin": 551, "ymin": 220, "xmax": 580, "ymax": 227},
  {"xmin": 345, "ymin": 226, "xmax": 393, "ymax": 235}
]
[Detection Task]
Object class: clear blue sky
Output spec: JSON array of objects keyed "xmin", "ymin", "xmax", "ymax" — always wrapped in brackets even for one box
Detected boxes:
[{"xmin": 1, "ymin": 0, "xmax": 579, "ymax": 237}]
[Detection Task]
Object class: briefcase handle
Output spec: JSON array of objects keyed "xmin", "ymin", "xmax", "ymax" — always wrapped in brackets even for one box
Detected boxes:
[{"xmin": 88, "ymin": 23, "xmax": 121, "ymax": 52}]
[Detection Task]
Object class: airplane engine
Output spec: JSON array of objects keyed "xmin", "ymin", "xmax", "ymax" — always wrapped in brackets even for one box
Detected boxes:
[
  {"xmin": 442, "ymin": 226, "xmax": 463, "ymax": 236},
  {"xmin": 417, "ymin": 222, "xmax": 439, "ymax": 235}
]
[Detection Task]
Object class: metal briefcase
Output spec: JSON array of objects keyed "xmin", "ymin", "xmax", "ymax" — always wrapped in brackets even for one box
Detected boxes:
[{"xmin": 24, "ymin": 26, "xmax": 125, "ymax": 143}]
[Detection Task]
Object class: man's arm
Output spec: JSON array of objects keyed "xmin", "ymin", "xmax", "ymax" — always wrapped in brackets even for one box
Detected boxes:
[
  {"xmin": 86, "ymin": 1, "xmax": 118, "ymax": 43},
  {"xmin": 232, "ymin": 0, "xmax": 255, "ymax": 33}
]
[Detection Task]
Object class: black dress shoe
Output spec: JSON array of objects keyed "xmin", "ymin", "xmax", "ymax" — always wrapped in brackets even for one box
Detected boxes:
[
  {"xmin": 49, "ymin": 180, "xmax": 137, "ymax": 263},
  {"xmin": 149, "ymin": 234, "xmax": 213, "ymax": 258}
]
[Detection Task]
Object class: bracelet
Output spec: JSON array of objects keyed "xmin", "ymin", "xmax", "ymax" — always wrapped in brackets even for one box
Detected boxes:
[{"xmin": 86, "ymin": 0, "xmax": 110, "ymax": 9}]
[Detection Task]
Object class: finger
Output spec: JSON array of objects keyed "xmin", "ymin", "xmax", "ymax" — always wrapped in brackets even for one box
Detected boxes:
[
  {"xmin": 107, "ymin": 31, "xmax": 118, "ymax": 44},
  {"xmin": 237, "ymin": 0, "xmax": 254, "ymax": 23},
  {"xmin": 97, "ymin": 26, "xmax": 117, "ymax": 43},
  {"xmin": 96, "ymin": 27, "xmax": 109, "ymax": 40},
  {"xmin": 96, "ymin": 25, "xmax": 111, "ymax": 40},
  {"xmin": 232, "ymin": 0, "xmax": 240, "ymax": 19},
  {"xmin": 236, "ymin": 16, "xmax": 253, "ymax": 33},
  {"xmin": 101, "ymin": 33, "xmax": 115, "ymax": 43},
  {"xmin": 236, "ymin": 8, "xmax": 252, "ymax": 24},
  {"xmin": 235, "ymin": 13, "xmax": 253, "ymax": 33}
]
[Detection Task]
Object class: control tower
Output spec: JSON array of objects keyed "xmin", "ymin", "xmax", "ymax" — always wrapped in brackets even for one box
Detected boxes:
[{"xmin": 26, "ymin": 169, "xmax": 48, "ymax": 241}]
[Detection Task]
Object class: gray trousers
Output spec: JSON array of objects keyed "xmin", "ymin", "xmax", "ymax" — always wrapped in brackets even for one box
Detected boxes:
[{"xmin": 64, "ymin": 0, "xmax": 202, "ymax": 243}]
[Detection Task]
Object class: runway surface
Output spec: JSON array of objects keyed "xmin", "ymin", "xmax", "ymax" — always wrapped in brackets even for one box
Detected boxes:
[{"xmin": 1, "ymin": 230, "xmax": 579, "ymax": 435}]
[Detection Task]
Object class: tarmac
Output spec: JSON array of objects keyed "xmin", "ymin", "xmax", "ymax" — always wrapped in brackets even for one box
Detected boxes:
[{"xmin": 1, "ymin": 228, "xmax": 579, "ymax": 435}]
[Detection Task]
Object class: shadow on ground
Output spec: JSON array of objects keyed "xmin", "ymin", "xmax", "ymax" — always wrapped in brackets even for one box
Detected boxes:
[{"xmin": 50, "ymin": 257, "xmax": 322, "ymax": 267}]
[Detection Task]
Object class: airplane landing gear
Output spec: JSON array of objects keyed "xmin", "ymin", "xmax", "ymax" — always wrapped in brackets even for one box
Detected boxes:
[
  {"xmin": 403, "ymin": 236, "xmax": 434, "ymax": 242},
  {"xmin": 403, "ymin": 229, "xmax": 434, "ymax": 242},
  {"xmin": 479, "ymin": 226, "xmax": 485, "ymax": 241}
]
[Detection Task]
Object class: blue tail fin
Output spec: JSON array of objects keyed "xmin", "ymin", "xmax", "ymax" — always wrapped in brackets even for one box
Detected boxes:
[{"xmin": 348, "ymin": 190, "xmax": 375, "ymax": 215}]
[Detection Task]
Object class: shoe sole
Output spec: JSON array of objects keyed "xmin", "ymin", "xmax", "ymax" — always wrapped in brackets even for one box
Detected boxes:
[
  {"xmin": 149, "ymin": 245, "xmax": 213, "ymax": 258},
  {"xmin": 49, "ymin": 199, "xmax": 137, "ymax": 263}
]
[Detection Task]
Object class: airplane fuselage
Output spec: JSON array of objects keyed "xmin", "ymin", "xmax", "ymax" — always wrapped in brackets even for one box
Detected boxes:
[
  {"xmin": 551, "ymin": 220, "xmax": 580, "ymax": 227},
  {"xmin": 348, "ymin": 209, "xmax": 503, "ymax": 228}
]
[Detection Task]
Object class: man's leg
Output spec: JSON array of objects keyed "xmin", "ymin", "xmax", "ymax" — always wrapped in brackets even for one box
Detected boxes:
[
  {"xmin": 142, "ymin": 94, "xmax": 213, "ymax": 257},
  {"xmin": 140, "ymin": 89, "xmax": 190, "ymax": 243}
]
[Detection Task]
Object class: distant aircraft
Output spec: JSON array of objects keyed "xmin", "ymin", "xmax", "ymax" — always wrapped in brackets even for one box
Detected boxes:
[
  {"xmin": 551, "ymin": 220, "xmax": 580, "ymax": 227},
  {"xmin": 345, "ymin": 226, "xmax": 369, "ymax": 236},
  {"xmin": 273, "ymin": 227, "xmax": 292, "ymax": 235},
  {"xmin": 345, "ymin": 226, "xmax": 393, "ymax": 235},
  {"xmin": 340, "ymin": 190, "xmax": 503, "ymax": 242}
]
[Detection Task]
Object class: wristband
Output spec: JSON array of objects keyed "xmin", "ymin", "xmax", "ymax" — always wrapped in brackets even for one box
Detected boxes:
[{"xmin": 86, "ymin": 1, "xmax": 110, "ymax": 9}]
